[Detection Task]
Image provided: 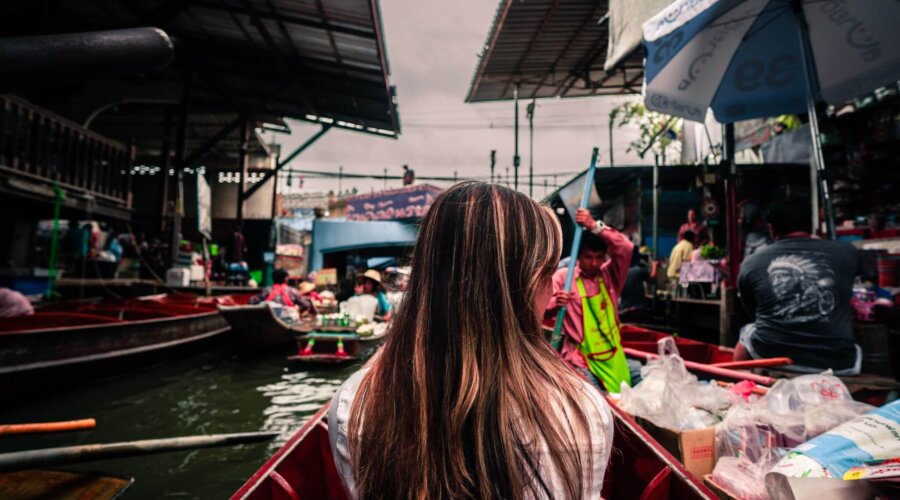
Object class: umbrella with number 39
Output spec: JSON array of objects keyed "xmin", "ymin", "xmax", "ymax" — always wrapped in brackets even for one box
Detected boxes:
[{"xmin": 641, "ymin": 0, "xmax": 900, "ymax": 237}]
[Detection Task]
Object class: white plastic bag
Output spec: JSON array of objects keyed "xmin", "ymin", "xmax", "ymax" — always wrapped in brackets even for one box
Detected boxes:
[{"xmin": 619, "ymin": 337, "xmax": 731, "ymax": 430}]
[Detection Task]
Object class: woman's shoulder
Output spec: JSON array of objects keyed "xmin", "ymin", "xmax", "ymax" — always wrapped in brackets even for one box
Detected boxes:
[
  {"xmin": 573, "ymin": 379, "xmax": 614, "ymax": 443},
  {"xmin": 329, "ymin": 368, "xmax": 369, "ymax": 431},
  {"xmin": 327, "ymin": 367, "xmax": 370, "ymax": 498}
]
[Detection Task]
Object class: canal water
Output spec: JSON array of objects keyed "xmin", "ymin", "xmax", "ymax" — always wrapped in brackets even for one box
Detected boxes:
[{"xmin": 0, "ymin": 345, "xmax": 359, "ymax": 498}]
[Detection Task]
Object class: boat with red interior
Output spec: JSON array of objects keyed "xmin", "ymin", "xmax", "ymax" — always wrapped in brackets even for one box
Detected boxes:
[
  {"xmin": 231, "ymin": 398, "xmax": 717, "ymax": 499},
  {"xmin": 0, "ymin": 293, "xmax": 230, "ymax": 398}
]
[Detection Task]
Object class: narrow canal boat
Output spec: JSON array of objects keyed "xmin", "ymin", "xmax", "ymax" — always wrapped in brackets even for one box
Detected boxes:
[
  {"xmin": 288, "ymin": 327, "xmax": 389, "ymax": 365},
  {"xmin": 231, "ymin": 400, "xmax": 717, "ymax": 499},
  {"xmin": 619, "ymin": 324, "xmax": 900, "ymax": 404},
  {"xmin": 0, "ymin": 294, "xmax": 230, "ymax": 397},
  {"xmin": 214, "ymin": 294, "xmax": 315, "ymax": 350}
]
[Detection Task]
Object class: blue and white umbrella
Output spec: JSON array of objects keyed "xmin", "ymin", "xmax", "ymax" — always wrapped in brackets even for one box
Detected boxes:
[{"xmin": 640, "ymin": 0, "xmax": 900, "ymax": 236}]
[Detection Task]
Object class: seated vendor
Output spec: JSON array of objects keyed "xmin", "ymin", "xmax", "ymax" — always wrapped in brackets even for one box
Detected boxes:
[
  {"xmin": 298, "ymin": 281, "xmax": 322, "ymax": 302},
  {"xmin": 736, "ymin": 203, "xmax": 862, "ymax": 374},
  {"xmin": 355, "ymin": 270, "xmax": 392, "ymax": 321},
  {"xmin": 250, "ymin": 269, "xmax": 315, "ymax": 315}
]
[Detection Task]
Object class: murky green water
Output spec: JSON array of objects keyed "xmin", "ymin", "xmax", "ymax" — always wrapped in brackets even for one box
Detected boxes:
[{"xmin": 0, "ymin": 345, "xmax": 359, "ymax": 499}]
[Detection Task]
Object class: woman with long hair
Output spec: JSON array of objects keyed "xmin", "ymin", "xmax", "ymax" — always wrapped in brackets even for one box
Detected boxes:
[{"xmin": 328, "ymin": 182, "xmax": 613, "ymax": 499}]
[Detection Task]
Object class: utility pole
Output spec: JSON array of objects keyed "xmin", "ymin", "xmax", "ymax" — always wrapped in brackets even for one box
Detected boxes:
[
  {"xmin": 505, "ymin": 166, "xmax": 510, "ymax": 187},
  {"xmin": 513, "ymin": 83, "xmax": 520, "ymax": 191},
  {"xmin": 544, "ymin": 178, "xmax": 548, "ymax": 198},
  {"xmin": 338, "ymin": 165, "xmax": 343, "ymax": 194},
  {"xmin": 609, "ymin": 113, "xmax": 615, "ymax": 167},
  {"xmin": 453, "ymin": 171, "xmax": 458, "ymax": 183},
  {"xmin": 383, "ymin": 168, "xmax": 387, "ymax": 189},
  {"xmin": 527, "ymin": 99, "xmax": 535, "ymax": 197},
  {"xmin": 490, "ymin": 150, "xmax": 496, "ymax": 183}
]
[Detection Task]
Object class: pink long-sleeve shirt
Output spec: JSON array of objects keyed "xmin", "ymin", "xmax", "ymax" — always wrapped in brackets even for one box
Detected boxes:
[{"xmin": 545, "ymin": 227, "xmax": 634, "ymax": 368}]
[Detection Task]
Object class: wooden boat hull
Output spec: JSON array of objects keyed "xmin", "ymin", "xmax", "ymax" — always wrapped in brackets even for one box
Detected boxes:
[
  {"xmin": 0, "ymin": 469, "xmax": 132, "ymax": 499},
  {"xmin": 287, "ymin": 354, "xmax": 359, "ymax": 365},
  {"xmin": 231, "ymin": 400, "xmax": 716, "ymax": 500},
  {"xmin": 217, "ymin": 303, "xmax": 301, "ymax": 350},
  {"xmin": 0, "ymin": 295, "xmax": 230, "ymax": 400}
]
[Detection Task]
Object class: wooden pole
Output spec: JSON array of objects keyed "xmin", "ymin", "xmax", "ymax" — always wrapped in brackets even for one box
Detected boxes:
[{"xmin": 0, "ymin": 432, "xmax": 279, "ymax": 472}]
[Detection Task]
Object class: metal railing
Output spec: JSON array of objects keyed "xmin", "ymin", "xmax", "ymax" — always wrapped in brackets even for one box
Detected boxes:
[{"xmin": 0, "ymin": 95, "xmax": 132, "ymax": 205}]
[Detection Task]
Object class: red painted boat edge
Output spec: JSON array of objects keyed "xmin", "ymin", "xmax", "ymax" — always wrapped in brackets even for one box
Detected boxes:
[
  {"xmin": 231, "ymin": 404, "xmax": 332, "ymax": 500},
  {"xmin": 606, "ymin": 399, "xmax": 716, "ymax": 498}
]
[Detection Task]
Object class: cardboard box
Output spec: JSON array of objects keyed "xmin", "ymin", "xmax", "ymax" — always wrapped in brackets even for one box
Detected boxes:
[{"xmin": 632, "ymin": 415, "xmax": 717, "ymax": 478}]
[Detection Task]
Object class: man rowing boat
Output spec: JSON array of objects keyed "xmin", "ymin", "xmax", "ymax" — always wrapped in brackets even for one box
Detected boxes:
[{"xmin": 545, "ymin": 208, "xmax": 635, "ymax": 393}]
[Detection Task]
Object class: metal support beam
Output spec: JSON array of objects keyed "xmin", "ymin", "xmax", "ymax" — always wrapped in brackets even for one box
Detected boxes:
[
  {"xmin": 181, "ymin": 77, "xmax": 296, "ymax": 168},
  {"xmin": 237, "ymin": 120, "xmax": 250, "ymax": 224},
  {"xmin": 159, "ymin": 108, "xmax": 173, "ymax": 232},
  {"xmin": 172, "ymin": 73, "xmax": 191, "ymax": 265},
  {"xmin": 241, "ymin": 125, "xmax": 331, "ymax": 201},
  {"xmin": 722, "ymin": 123, "xmax": 740, "ymax": 290}
]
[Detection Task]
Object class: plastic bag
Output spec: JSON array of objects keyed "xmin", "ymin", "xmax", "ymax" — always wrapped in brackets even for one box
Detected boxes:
[
  {"xmin": 764, "ymin": 372, "xmax": 852, "ymax": 415},
  {"xmin": 765, "ymin": 400, "xmax": 900, "ymax": 500},
  {"xmin": 711, "ymin": 456, "xmax": 771, "ymax": 500},
  {"xmin": 619, "ymin": 337, "xmax": 731, "ymax": 430},
  {"xmin": 712, "ymin": 373, "xmax": 874, "ymax": 498}
]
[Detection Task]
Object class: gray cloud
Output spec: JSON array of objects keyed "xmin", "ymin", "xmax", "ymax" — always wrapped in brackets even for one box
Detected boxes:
[{"xmin": 272, "ymin": 0, "xmax": 649, "ymax": 197}]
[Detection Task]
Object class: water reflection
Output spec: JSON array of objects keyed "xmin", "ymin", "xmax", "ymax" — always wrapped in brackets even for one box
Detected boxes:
[
  {"xmin": 258, "ymin": 369, "xmax": 353, "ymax": 447},
  {"xmin": 0, "ymin": 345, "xmax": 359, "ymax": 499}
]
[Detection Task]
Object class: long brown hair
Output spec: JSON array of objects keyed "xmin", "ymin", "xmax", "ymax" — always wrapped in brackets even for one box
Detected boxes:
[{"xmin": 348, "ymin": 182, "xmax": 597, "ymax": 499}]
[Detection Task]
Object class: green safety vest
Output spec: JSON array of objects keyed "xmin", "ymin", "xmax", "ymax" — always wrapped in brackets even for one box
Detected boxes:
[{"xmin": 576, "ymin": 277, "xmax": 631, "ymax": 393}]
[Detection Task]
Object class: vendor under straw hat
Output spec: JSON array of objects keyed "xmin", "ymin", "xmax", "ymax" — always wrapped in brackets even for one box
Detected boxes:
[
  {"xmin": 356, "ymin": 269, "xmax": 392, "ymax": 320},
  {"xmin": 361, "ymin": 269, "xmax": 383, "ymax": 286}
]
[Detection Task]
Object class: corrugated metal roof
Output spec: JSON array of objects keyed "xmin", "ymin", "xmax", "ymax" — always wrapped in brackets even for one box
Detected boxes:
[
  {"xmin": 466, "ymin": 0, "xmax": 644, "ymax": 103},
  {"xmin": 0, "ymin": 0, "xmax": 400, "ymax": 150}
]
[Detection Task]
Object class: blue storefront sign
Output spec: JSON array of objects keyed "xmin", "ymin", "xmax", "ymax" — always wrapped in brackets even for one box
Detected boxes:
[{"xmin": 345, "ymin": 184, "xmax": 442, "ymax": 221}]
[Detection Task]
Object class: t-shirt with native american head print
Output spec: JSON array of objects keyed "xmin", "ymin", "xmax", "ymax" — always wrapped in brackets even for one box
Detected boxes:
[{"xmin": 737, "ymin": 237, "xmax": 861, "ymax": 371}]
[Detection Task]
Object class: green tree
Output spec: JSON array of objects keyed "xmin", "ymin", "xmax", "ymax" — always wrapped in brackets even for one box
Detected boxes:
[{"xmin": 610, "ymin": 100, "xmax": 681, "ymax": 164}]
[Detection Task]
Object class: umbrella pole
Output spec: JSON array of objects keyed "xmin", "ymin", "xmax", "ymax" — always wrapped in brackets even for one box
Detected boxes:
[{"xmin": 796, "ymin": 8, "xmax": 836, "ymax": 239}]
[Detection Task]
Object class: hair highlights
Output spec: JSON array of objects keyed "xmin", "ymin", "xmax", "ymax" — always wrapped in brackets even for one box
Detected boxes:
[{"xmin": 348, "ymin": 182, "xmax": 596, "ymax": 499}]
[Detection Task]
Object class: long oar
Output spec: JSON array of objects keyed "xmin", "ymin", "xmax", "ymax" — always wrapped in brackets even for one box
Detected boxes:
[
  {"xmin": 0, "ymin": 418, "xmax": 96, "ymax": 436},
  {"xmin": 550, "ymin": 147, "xmax": 599, "ymax": 351},
  {"xmin": 0, "ymin": 431, "xmax": 278, "ymax": 472}
]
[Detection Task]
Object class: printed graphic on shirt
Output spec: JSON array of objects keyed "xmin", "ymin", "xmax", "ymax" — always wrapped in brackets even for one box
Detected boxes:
[{"xmin": 767, "ymin": 253, "xmax": 836, "ymax": 323}]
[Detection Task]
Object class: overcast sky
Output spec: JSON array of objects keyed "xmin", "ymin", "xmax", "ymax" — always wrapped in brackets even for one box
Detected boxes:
[{"xmin": 269, "ymin": 0, "xmax": 649, "ymax": 199}]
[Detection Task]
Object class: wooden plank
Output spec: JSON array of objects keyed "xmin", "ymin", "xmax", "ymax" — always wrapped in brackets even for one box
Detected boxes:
[{"xmin": 0, "ymin": 469, "xmax": 132, "ymax": 500}]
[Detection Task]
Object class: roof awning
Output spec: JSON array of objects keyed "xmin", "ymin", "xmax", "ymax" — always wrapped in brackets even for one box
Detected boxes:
[
  {"xmin": 465, "ymin": 0, "xmax": 645, "ymax": 103},
  {"xmin": 603, "ymin": 0, "xmax": 671, "ymax": 72},
  {"xmin": 2, "ymin": 0, "xmax": 400, "ymax": 165}
]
